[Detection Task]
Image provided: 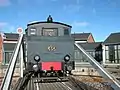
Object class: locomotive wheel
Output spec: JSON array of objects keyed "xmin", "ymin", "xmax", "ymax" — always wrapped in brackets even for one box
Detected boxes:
[
  {"xmin": 34, "ymin": 72, "xmax": 38, "ymax": 77},
  {"xmin": 58, "ymin": 71, "xmax": 63, "ymax": 76},
  {"xmin": 68, "ymin": 71, "xmax": 72, "ymax": 75}
]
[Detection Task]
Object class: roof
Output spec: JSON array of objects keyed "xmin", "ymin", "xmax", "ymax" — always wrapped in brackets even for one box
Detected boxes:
[
  {"xmin": 27, "ymin": 21, "xmax": 72, "ymax": 28},
  {"xmin": 4, "ymin": 33, "xmax": 19, "ymax": 40},
  {"xmin": 27, "ymin": 15, "xmax": 72, "ymax": 28},
  {"xmin": 78, "ymin": 42, "xmax": 102, "ymax": 51},
  {"xmin": 3, "ymin": 43, "xmax": 16, "ymax": 51},
  {"xmin": 104, "ymin": 32, "xmax": 120, "ymax": 44},
  {"xmin": 3, "ymin": 33, "xmax": 26, "ymax": 41},
  {"xmin": 71, "ymin": 33, "xmax": 91, "ymax": 41}
]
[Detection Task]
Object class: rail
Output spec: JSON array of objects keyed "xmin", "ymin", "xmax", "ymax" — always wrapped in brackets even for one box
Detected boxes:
[
  {"xmin": 12, "ymin": 72, "xmax": 33, "ymax": 90},
  {"xmin": 1, "ymin": 34, "xmax": 24, "ymax": 90},
  {"xmin": 75, "ymin": 43, "xmax": 120, "ymax": 90}
]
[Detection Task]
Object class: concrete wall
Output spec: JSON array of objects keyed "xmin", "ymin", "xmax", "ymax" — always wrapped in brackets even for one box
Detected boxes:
[
  {"xmin": 0, "ymin": 65, "xmax": 20, "ymax": 77},
  {"xmin": 72, "ymin": 62, "xmax": 100, "ymax": 76}
]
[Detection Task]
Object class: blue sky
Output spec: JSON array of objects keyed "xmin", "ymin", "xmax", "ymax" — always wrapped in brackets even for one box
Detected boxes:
[{"xmin": 0, "ymin": 0, "xmax": 120, "ymax": 42}]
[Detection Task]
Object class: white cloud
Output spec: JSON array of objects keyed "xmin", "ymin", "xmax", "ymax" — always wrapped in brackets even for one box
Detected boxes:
[
  {"xmin": 0, "ymin": 0, "xmax": 11, "ymax": 6},
  {"xmin": 0, "ymin": 22, "xmax": 8, "ymax": 27},
  {"xmin": 72, "ymin": 21, "xmax": 89, "ymax": 27},
  {"xmin": 0, "ymin": 22, "xmax": 16, "ymax": 33}
]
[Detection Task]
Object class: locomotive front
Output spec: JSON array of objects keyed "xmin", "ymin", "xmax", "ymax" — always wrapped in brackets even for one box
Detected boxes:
[{"xmin": 25, "ymin": 16, "xmax": 74, "ymax": 77}]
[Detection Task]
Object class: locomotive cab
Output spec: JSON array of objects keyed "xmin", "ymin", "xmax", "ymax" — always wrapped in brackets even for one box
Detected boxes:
[
  {"xmin": 25, "ymin": 16, "xmax": 74, "ymax": 78},
  {"xmin": 26, "ymin": 16, "xmax": 71, "ymax": 37}
]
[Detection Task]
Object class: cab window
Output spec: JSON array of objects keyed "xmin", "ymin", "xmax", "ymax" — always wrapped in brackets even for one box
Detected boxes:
[
  {"xmin": 42, "ymin": 28, "xmax": 58, "ymax": 36},
  {"xmin": 64, "ymin": 28, "xmax": 69, "ymax": 35},
  {"xmin": 30, "ymin": 28, "xmax": 36, "ymax": 35}
]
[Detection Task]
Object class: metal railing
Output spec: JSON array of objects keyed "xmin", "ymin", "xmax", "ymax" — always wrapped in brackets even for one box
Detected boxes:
[
  {"xmin": 1, "ymin": 34, "xmax": 24, "ymax": 90},
  {"xmin": 75, "ymin": 43, "xmax": 120, "ymax": 90}
]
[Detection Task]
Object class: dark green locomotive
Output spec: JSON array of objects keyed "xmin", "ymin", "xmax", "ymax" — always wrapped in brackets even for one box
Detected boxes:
[{"xmin": 25, "ymin": 16, "xmax": 74, "ymax": 77}]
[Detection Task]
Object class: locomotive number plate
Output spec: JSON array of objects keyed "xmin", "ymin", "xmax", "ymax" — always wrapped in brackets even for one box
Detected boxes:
[{"xmin": 48, "ymin": 45, "xmax": 56, "ymax": 51}]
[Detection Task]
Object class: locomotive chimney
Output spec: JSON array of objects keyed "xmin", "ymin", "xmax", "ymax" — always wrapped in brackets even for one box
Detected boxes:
[{"xmin": 47, "ymin": 15, "xmax": 53, "ymax": 23}]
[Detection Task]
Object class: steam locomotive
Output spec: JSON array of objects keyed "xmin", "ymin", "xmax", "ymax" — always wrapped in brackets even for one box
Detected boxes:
[{"xmin": 24, "ymin": 16, "xmax": 75, "ymax": 77}]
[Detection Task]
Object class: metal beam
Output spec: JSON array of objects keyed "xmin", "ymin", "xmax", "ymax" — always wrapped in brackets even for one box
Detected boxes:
[
  {"xmin": 1, "ymin": 34, "xmax": 24, "ymax": 90},
  {"xmin": 75, "ymin": 43, "xmax": 120, "ymax": 90},
  {"xmin": 20, "ymin": 44, "xmax": 23, "ymax": 78}
]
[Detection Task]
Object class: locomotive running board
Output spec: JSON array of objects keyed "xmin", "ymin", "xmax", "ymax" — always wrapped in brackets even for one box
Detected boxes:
[{"xmin": 74, "ymin": 43, "xmax": 120, "ymax": 90}]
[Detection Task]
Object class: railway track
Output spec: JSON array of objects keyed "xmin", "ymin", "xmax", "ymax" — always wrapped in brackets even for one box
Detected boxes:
[
  {"xmin": 12, "ymin": 73, "xmax": 116, "ymax": 90},
  {"xmin": 24, "ymin": 77, "xmax": 77, "ymax": 90},
  {"xmin": 22, "ymin": 74, "xmax": 100, "ymax": 90}
]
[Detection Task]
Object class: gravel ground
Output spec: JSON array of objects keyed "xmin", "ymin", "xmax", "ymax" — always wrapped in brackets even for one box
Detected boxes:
[{"xmin": 72, "ymin": 75, "xmax": 114, "ymax": 90}]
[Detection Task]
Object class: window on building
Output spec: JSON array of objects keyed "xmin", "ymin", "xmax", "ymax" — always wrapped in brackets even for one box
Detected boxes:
[
  {"xmin": 117, "ymin": 45, "xmax": 120, "ymax": 63},
  {"xmin": 118, "ymin": 50, "xmax": 120, "ymax": 63},
  {"xmin": 4, "ymin": 51, "xmax": 19, "ymax": 64},
  {"xmin": 95, "ymin": 51, "xmax": 102, "ymax": 62},
  {"xmin": 4, "ymin": 52, "xmax": 13, "ymax": 64},
  {"xmin": 105, "ymin": 45, "xmax": 120, "ymax": 64},
  {"xmin": 74, "ymin": 50, "xmax": 88, "ymax": 62},
  {"xmin": 88, "ymin": 51, "xmax": 95, "ymax": 58},
  {"xmin": 74, "ymin": 50, "xmax": 80, "ymax": 60},
  {"xmin": 109, "ymin": 45, "xmax": 115, "ymax": 63}
]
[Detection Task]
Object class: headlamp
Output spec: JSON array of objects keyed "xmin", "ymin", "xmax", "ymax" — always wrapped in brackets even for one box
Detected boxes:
[
  {"xmin": 64, "ymin": 54, "xmax": 70, "ymax": 62},
  {"xmin": 33, "ymin": 64, "xmax": 39, "ymax": 72},
  {"xmin": 34, "ymin": 55, "xmax": 40, "ymax": 62}
]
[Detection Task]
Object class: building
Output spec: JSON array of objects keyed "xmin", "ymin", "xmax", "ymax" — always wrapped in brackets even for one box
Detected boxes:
[
  {"xmin": 73, "ymin": 42, "xmax": 102, "ymax": 75},
  {"xmin": 71, "ymin": 32, "xmax": 101, "ymax": 63},
  {"xmin": 0, "ymin": 34, "xmax": 3, "ymax": 63},
  {"xmin": 77, "ymin": 42, "xmax": 102, "ymax": 62},
  {"xmin": 0, "ymin": 33, "xmax": 21, "ymax": 78},
  {"xmin": 1, "ymin": 33, "xmax": 19, "ymax": 65},
  {"xmin": 71, "ymin": 33, "xmax": 95, "ymax": 43},
  {"xmin": 103, "ymin": 32, "xmax": 120, "ymax": 66},
  {"xmin": 71, "ymin": 33, "xmax": 102, "ymax": 75}
]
